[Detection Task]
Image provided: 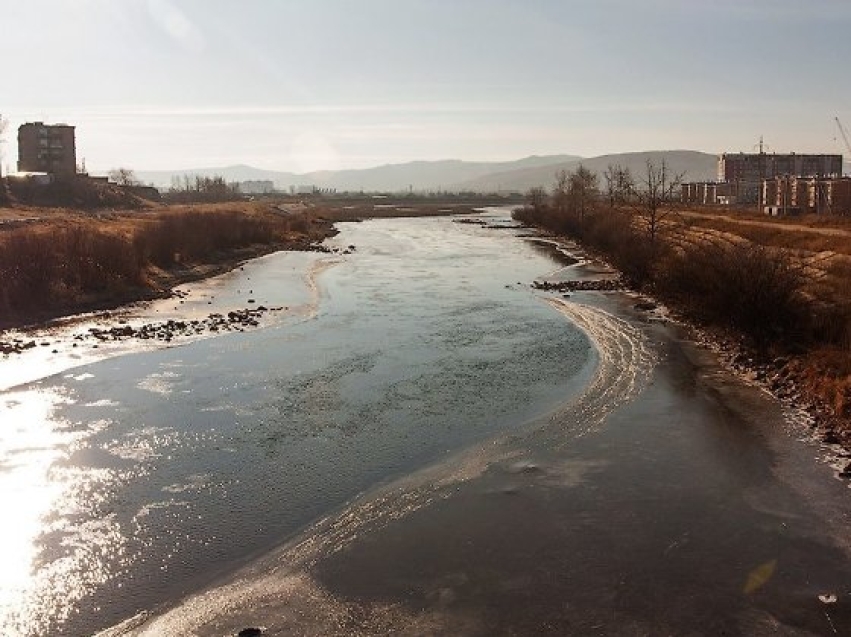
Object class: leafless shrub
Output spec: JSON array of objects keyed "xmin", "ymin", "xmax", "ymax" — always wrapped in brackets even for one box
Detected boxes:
[{"xmin": 655, "ymin": 240, "xmax": 807, "ymax": 347}]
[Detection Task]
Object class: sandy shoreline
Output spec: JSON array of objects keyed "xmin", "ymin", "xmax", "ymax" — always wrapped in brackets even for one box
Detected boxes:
[
  {"xmin": 0, "ymin": 248, "xmax": 338, "ymax": 392},
  {"xmin": 102, "ymin": 243, "xmax": 851, "ymax": 636}
]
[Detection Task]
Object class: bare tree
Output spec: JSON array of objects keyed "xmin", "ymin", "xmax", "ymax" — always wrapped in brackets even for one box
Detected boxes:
[
  {"xmin": 109, "ymin": 167, "xmax": 139, "ymax": 186},
  {"xmin": 165, "ymin": 174, "xmax": 241, "ymax": 203},
  {"xmin": 568, "ymin": 164, "xmax": 598, "ymax": 229},
  {"xmin": 603, "ymin": 163, "xmax": 634, "ymax": 210},
  {"xmin": 526, "ymin": 186, "xmax": 547, "ymax": 215},
  {"xmin": 552, "ymin": 169, "xmax": 569, "ymax": 217},
  {"xmin": 629, "ymin": 159, "xmax": 684, "ymax": 251}
]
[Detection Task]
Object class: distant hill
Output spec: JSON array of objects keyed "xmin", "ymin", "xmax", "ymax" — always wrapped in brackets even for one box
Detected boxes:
[
  {"xmin": 450, "ymin": 151, "xmax": 719, "ymax": 192},
  {"xmin": 135, "ymin": 155, "xmax": 583, "ymax": 191},
  {"xmin": 134, "ymin": 151, "xmax": 719, "ymax": 193},
  {"xmin": 304, "ymin": 156, "xmax": 583, "ymax": 192}
]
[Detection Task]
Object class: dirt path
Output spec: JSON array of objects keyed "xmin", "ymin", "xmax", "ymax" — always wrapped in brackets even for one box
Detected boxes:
[{"xmin": 681, "ymin": 209, "xmax": 851, "ymax": 239}]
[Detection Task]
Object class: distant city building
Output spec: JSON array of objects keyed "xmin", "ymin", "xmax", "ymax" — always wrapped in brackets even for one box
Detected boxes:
[
  {"xmin": 717, "ymin": 152, "xmax": 842, "ymax": 204},
  {"xmin": 17, "ymin": 122, "xmax": 76, "ymax": 179},
  {"xmin": 239, "ymin": 180, "xmax": 275, "ymax": 195},
  {"xmin": 718, "ymin": 153, "xmax": 842, "ymax": 183},
  {"xmin": 683, "ymin": 150, "xmax": 844, "ymax": 207}
]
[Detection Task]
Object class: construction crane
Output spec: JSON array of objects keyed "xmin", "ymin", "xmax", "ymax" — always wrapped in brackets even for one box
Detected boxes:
[{"xmin": 835, "ymin": 117, "xmax": 851, "ymax": 157}]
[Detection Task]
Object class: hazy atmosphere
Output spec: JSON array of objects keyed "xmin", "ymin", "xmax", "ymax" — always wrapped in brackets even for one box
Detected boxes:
[
  {"xmin": 4, "ymin": 0, "xmax": 851, "ymax": 173},
  {"xmin": 6, "ymin": 2, "xmax": 851, "ymax": 636}
]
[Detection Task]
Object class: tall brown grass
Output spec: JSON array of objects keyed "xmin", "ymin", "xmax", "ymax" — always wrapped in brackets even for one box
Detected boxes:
[
  {"xmin": 518, "ymin": 196, "xmax": 851, "ymax": 433},
  {"xmin": 133, "ymin": 209, "xmax": 288, "ymax": 267},
  {"xmin": 0, "ymin": 207, "xmax": 310, "ymax": 326},
  {"xmin": 515, "ymin": 201, "xmax": 821, "ymax": 349}
]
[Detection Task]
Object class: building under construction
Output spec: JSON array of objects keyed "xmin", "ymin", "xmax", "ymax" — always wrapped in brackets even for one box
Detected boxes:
[
  {"xmin": 718, "ymin": 152, "xmax": 842, "ymax": 183},
  {"xmin": 681, "ymin": 181, "xmax": 736, "ymax": 206},
  {"xmin": 682, "ymin": 150, "xmax": 844, "ymax": 209},
  {"xmin": 762, "ymin": 175, "xmax": 851, "ymax": 216},
  {"xmin": 720, "ymin": 152, "xmax": 842, "ymax": 205}
]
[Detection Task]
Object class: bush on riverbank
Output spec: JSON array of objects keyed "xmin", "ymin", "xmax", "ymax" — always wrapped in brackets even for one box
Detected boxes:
[
  {"xmin": 0, "ymin": 206, "xmax": 321, "ymax": 327},
  {"xmin": 654, "ymin": 240, "xmax": 807, "ymax": 348},
  {"xmin": 512, "ymin": 171, "xmax": 819, "ymax": 349},
  {"xmin": 0, "ymin": 178, "xmax": 10, "ymax": 205},
  {"xmin": 514, "ymin": 167, "xmax": 851, "ymax": 441}
]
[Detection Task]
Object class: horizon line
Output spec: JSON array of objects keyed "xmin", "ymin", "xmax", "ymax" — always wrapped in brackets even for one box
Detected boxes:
[{"xmin": 123, "ymin": 149, "xmax": 721, "ymax": 176}]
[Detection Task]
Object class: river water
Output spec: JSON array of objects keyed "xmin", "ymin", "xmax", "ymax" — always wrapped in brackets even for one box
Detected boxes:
[{"xmin": 0, "ymin": 209, "xmax": 596, "ymax": 636}]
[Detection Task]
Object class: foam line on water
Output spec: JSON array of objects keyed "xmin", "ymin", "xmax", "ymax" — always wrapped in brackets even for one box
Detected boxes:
[
  {"xmin": 542, "ymin": 298, "xmax": 656, "ymax": 442},
  {"xmin": 109, "ymin": 297, "xmax": 658, "ymax": 636}
]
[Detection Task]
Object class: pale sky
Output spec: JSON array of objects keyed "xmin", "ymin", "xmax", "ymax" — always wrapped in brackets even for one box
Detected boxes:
[{"xmin": 3, "ymin": 0, "xmax": 851, "ymax": 173}]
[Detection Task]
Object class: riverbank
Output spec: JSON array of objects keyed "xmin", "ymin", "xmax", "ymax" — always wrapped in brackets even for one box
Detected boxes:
[
  {"xmin": 104, "ymin": 234, "xmax": 851, "ymax": 636},
  {"xmin": 7, "ymin": 209, "xmax": 849, "ymax": 636},
  {"xmin": 513, "ymin": 201, "xmax": 851, "ymax": 458},
  {"xmin": 0, "ymin": 199, "xmax": 495, "ymax": 339},
  {"xmin": 4, "ymin": 209, "xmax": 597, "ymax": 636},
  {"xmin": 0, "ymin": 202, "xmax": 334, "ymax": 331}
]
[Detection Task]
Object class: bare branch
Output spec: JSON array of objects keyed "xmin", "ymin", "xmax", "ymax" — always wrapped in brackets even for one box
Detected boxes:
[
  {"xmin": 109, "ymin": 167, "xmax": 139, "ymax": 187},
  {"xmin": 628, "ymin": 159, "xmax": 685, "ymax": 249}
]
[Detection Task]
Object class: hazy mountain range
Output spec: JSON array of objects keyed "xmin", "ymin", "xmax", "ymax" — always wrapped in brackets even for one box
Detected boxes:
[
  {"xmin": 134, "ymin": 154, "xmax": 583, "ymax": 192},
  {"xmin": 135, "ymin": 151, "xmax": 719, "ymax": 193},
  {"xmin": 451, "ymin": 151, "xmax": 718, "ymax": 192}
]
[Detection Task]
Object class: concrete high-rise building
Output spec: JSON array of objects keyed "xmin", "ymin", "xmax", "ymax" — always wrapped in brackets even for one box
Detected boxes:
[
  {"xmin": 710, "ymin": 152, "xmax": 843, "ymax": 205},
  {"xmin": 17, "ymin": 122, "xmax": 76, "ymax": 179},
  {"xmin": 718, "ymin": 153, "xmax": 842, "ymax": 183}
]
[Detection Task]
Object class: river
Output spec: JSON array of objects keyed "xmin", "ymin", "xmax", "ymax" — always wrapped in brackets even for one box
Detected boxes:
[
  {"xmin": 2, "ymin": 208, "xmax": 850, "ymax": 636},
  {"xmin": 0, "ymin": 209, "xmax": 597, "ymax": 636}
]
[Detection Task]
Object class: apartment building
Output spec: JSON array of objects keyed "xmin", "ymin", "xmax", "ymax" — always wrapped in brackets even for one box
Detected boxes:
[
  {"xmin": 683, "ymin": 150, "xmax": 845, "ymax": 207},
  {"xmin": 718, "ymin": 153, "xmax": 843, "ymax": 183},
  {"xmin": 17, "ymin": 122, "xmax": 76, "ymax": 179}
]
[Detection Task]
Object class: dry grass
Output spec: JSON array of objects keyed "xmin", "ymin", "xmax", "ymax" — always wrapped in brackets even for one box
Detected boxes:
[
  {"xmin": 674, "ymin": 210, "xmax": 851, "ymax": 434},
  {"xmin": 680, "ymin": 214, "xmax": 851, "ymax": 256},
  {"xmin": 656, "ymin": 240, "xmax": 807, "ymax": 347},
  {"xmin": 0, "ymin": 202, "xmax": 326, "ymax": 327},
  {"xmin": 0, "ymin": 198, "xmax": 484, "ymax": 328},
  {"xmin": 516, "ymin": 200, "xmax": 851, "ymax": 438}
]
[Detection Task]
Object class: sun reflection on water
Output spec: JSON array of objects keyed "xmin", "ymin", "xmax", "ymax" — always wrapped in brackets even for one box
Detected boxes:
[{"xmin": 0, "ymin": 387, "xmax": 123, "ymax": 636}]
